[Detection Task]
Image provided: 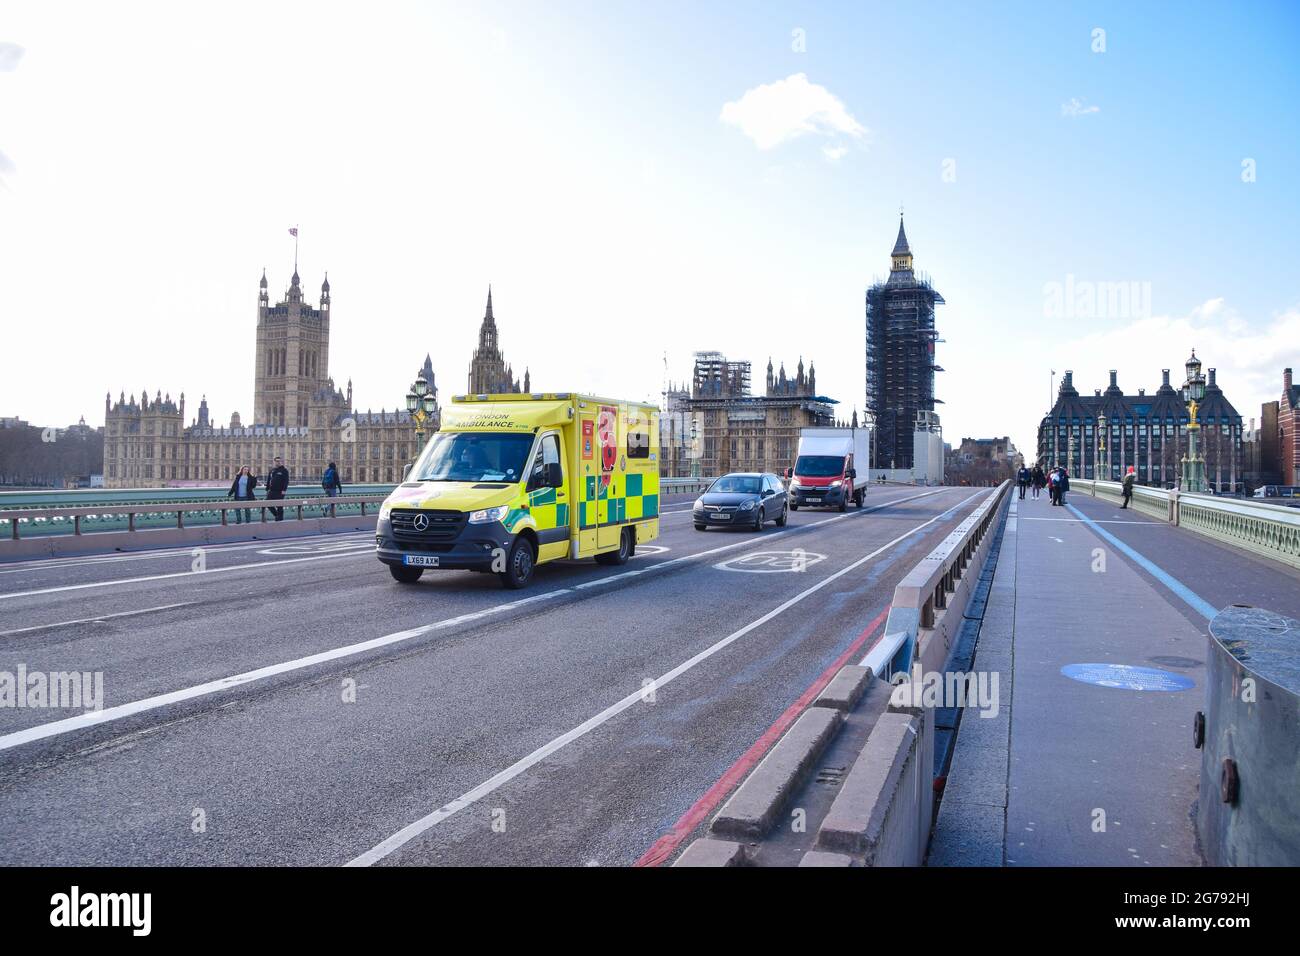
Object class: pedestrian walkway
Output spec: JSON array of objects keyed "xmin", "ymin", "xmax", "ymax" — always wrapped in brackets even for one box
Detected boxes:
[{"xmin": 930, "ymin": 487, "xmax": 1209, "ymax": 866}]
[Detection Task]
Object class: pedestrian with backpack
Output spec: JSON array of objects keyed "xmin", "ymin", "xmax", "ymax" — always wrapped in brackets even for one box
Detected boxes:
[
  {"xmin": 1121, "ymin": 465, "xmax": 1135, "ymax": 509},
  {"xmin": 322, "ymin": 461, "xmax": 342, "ymax": 516}
]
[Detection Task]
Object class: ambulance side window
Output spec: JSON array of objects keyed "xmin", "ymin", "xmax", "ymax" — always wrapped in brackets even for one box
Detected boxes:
[{"xmin": 530, "ymin": 433, "xmax": 562, "ymax": 489}]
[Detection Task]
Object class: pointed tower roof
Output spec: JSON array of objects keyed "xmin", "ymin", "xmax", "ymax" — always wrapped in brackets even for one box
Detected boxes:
[
  {"xmin": 485, "ymin": 286, "xmax": 495, "ymax": 323},
  {"xmin": 891, "ymin": 216, "xmax": 911, "ymax": 256}
]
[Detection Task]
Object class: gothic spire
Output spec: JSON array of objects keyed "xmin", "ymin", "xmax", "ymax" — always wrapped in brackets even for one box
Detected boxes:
[{"xmin": 892, "ymin": 215, "xmax": 911, "ymax": 256}]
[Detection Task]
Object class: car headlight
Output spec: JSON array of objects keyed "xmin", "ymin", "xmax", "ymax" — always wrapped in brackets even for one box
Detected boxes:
[
  {"xmin": 740, "ymin": 499, "xmax": 756, "ymax": 511},
  {"xmin": 693, "ymin": 498, "xmax": 704, "ymax": 510},
  {"xmin": 468, "ymin": 505, "xmax": 510, "ymax": 524}
]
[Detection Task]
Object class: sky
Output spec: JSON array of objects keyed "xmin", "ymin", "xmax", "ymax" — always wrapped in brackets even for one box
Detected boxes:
[{"xmin": 1, "ymin": 0, "xmax": 1297, "ymax": 457}]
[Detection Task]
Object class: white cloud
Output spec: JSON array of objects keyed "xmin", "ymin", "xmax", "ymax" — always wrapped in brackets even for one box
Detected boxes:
[
  {"xmin": 720, "ymin": 73, "xmax": 866, "ymax": 151},
  {"xmin": 1061, "ymin": 97, "xmax": 1100, "ymax": 118},
  {"xmin": 0, "ymin": 42, "xmax": 24, "ymax": 72},
  {"xmin": 1056, "ymin": 299, "xmax": 1298, "ymax": 422},
  {"xmin": 822, "ymin": 144, "xmax": 849, "ymax": 162}
]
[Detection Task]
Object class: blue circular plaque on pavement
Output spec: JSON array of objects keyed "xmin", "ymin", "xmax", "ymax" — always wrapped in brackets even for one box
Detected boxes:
[{"xmin": 1060, "ymin": 663, "xmax": 1195, "ymax": 692}]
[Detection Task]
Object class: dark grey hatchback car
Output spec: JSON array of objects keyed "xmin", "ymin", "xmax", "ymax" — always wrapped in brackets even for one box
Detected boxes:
[{"xmin": 693, "ymin": 472, "xmax": 788, "ymax": 531}]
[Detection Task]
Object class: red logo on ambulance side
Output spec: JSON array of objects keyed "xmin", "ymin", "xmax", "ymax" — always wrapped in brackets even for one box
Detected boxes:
[{"xmin": 598, "ymin": 405, "xmax": 618, "ymax": 489}]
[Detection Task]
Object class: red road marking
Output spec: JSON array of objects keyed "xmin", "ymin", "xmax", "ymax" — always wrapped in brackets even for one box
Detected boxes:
[{"xmin": 633, "ymin": 605, "xmax": 891, "ymax": 867}]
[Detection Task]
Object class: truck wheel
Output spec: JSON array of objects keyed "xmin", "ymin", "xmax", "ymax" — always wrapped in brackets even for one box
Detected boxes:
[
  {"xmin": 499, "ymin": 537, "xmax": 536, "ymax": 589},
  {"xmin": 775, "ymin": 503, "xmax": 788, "ymax": 527},
  {"xmin": 389, "ymin": 565, "xmax": 424, "ymax": 584},
  {"xmin": 855, "ymin": 490, "xmax": 864, "ymax": 508},
  {"xmin": 595, "ymin": 528, "xmax": 633, "ymax": 565},
  {"xmin": 837, "ymin": 495, "xmax": 847, "ymax": 513}
]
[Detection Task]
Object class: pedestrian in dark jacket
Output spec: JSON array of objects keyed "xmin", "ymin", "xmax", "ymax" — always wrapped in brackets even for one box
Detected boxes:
[
  {"xmin": 1031, "ymin": 464, "xmax": 1046, "ymax": 499},
  {"xmin": 227, "ymin": 466, "xmax": 257, "ymax": 525},
  {"xmin": 1016, "ymin": 465, "xmax": 1030, "ymax": 499},
  {"xmin": 1121, "ymin": 466, "xmax": 1135, "ymax": 509},
  {"xmin": 1056, "ymin": 466, "xmax": 1070, "ymax": 506},
  {"xmin": 322, "ymin": 461, "xmax": 342, "ymax": 517},
  {"xmin": 266, "ymin": 456, "xmax": 290, "ymax": 521}
]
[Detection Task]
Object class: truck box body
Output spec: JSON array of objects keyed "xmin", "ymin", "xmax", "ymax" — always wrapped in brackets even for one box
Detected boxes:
[
  {"xmin": 376, "ymin": 392, "xmax": 659, "ymax": 583},
  {"xmin": 788, "ymin": 426, "xmax": 871, "ymax": 509}
]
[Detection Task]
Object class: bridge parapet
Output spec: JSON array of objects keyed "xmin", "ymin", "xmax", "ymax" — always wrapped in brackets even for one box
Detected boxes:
[{"xmin": 1073, "ymin": 479, "xmax": 1300, "ymax": 569}]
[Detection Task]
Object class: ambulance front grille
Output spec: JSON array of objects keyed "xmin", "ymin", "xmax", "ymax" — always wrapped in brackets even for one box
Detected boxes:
[{"xmin": 389, "ymin": 509, "xmax": 467, "ymax": 542}]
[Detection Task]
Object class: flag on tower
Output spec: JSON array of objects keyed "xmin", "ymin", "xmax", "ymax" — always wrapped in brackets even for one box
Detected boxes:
[{"xmin": 288, "ymin": 227, "xmax": 298, "ymax": 237}]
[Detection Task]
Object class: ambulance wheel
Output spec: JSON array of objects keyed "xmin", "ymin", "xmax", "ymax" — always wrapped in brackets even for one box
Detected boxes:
[
  {"xmin": 775, "ymin": 504, "xmax": 788, "ymax": 527},
  {"xmin": 595, "ymin": 528, "xmax": 634, "ymax": 565},
  {"xmin": 499, "ymin": 537, "xmax": 536, "ymax": 589},
  {"xmin": 389, "ymin": 565, "xmax": 424, "ymax": 584}
]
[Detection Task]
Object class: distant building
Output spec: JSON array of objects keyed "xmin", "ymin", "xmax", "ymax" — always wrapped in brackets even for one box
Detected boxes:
[
  {"xmin": 1281, "ymin": 367, "xmax": 1300, "ymax": 486},
  {"xmin": 1036, "ymin": 352, "xmax": 1244, "ymax": 491},
  {"xmin": 685, "ymin": 352, "xmax": 839, "ymax": 477},
  {"xmin": 658, "ymin": 381, "xmax": 693, "ymax": 477},
  {"xmin": 467, "ymin": 288, "xmax": 529, "ymax": 395},
  {"xmin": 946, "ymin": 434, "xmax": 1016, "ymax": 484},
  {"xmin": 104, "ymin": 270, "xmax": 430, "ymax": 488},
  {"xmin": 865, "ymin": 217, "xmax": 944, "ymax": 471}
]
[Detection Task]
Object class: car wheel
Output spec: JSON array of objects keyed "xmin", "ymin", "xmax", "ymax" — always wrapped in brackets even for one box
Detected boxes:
[
  {"xmin": 595, "ymin": 527, "xmax": 633, "ymax": 565},
  {"xmin": 775, "ymin": 503, "xmax": 788, "ymax": 527},
  {"xmin": 389, "ymin": 564, "xmax": 423, "ymax": 584},
  {"xmin": 499, "ymin": 536, "xmax": 536, "ymax": 589},
  {"xmin": 753, "ymin": 507, "xmax": 764, "ymax": 531},
  {"xmin": 789, "ymin": 502, "xmax": 799, "ymax": 511}
]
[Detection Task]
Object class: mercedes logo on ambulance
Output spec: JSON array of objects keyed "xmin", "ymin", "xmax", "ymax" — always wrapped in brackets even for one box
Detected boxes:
[{"xmin": 412, "ymin": 513, "xmax": 430, "ymax": 532}]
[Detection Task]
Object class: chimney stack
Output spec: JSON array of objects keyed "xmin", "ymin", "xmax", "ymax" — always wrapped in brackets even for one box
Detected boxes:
[
  {"xmin": 1209, "ymin": 368, "xmax": 1217, "ymax": 387},
  {"xmin": 1162, "ymin": 369, "xmax": 1171, "ymax": 387},
  {"xmin": 1286, "ymin": 367, "xmax": 1294, "ymax": 392}
]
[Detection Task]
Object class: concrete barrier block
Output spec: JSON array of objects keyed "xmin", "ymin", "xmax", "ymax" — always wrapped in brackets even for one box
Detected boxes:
[
  {"xmin": 816, "ymin": 712, "xmax": 921, "ymax": 863},
  {"xmin": 711, "ymin": 707, "xmax": 843, "ymax": 840},
  {"xmin": 672, "ymin": 838, "xmax": 748, "ymax": 867},
  {"xmin": 813, "ymin": 665, "xmax": 874, "ymax": 713}
]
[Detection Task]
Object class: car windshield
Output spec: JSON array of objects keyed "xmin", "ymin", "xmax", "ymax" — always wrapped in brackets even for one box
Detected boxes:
[
  {"xmin": 414, "ymin": 431, "xmax": 535, "ymax": 483},
  {"xmin": 710, "ymin": 475, "xmax": 762, "ymax": 495},
  {"xmin": 794, "ymin": 455, "xmax": 844, "ymax": 477}
]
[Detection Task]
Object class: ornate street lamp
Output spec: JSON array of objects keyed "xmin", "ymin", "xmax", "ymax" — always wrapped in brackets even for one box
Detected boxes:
[
  {"xmin": 1097, "ymin": 412, "xmax": 1108, "ymax": 481},
  {"xmin": 405, "ymin": 374, "xmax": 438, "ymax": 457},
  {"xmin": 1180, "ymin": 351, "xmax": 1207, "ymax": 493}
]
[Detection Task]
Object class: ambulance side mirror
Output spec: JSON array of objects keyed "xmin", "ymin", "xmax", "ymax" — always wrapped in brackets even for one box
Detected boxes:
[{"xmin": 403, "ymin": 462, "xmax": 413, "ymax": 481}]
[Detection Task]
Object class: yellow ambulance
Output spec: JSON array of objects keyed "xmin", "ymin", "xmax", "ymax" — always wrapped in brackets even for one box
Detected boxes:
[{"xmin": 375, "ymin": 392, "xmax": 661, "ymax": 588}]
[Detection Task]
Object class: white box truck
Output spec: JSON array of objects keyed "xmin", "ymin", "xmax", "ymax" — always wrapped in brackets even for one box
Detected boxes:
[{"xmin": 785, "ymin": 427, "xmax": 871, "ymax": 511}]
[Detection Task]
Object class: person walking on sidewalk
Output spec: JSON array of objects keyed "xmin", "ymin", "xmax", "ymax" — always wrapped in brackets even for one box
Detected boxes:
[
  {"xmin": 1031, "ymin": 464, "xmax": 1046, "ymax": 499},
  {"xmin": 227, "ymin": 465, "xmax": 257, "ymax": 525},
  {"xmin": 1055, "ymin": 465, "xmax": 1070, "ymax": 507},
  {"xmin": 322, "ymin": 461, "xmax": 342, "ymax": 516},
  {"xmin": 1016, "ymin": 464, "xmax": 1030, "ymax": 499},
  {"xmin": 266, "ymin": 456, "xmax": 290, "ymax": 521},
  {"xmin": 1121, "ymin": 465, "xmax": 1135, "ymax": 509}
]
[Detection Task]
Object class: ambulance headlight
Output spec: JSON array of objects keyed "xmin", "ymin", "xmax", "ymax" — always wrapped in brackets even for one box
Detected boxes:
[
  {"xmin": 739, "ymin": 499, "xmax": 756, "ymax": 511},
  {"xmin": 468, "ymin": 505, "xmax": 510, "ymax": 524}
]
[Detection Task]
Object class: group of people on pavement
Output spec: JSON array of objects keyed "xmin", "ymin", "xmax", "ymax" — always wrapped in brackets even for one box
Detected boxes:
[
  {"xmin": 1014, "ymin": 462, "xmax": 1137, "ymax": 509},
  {"xmin": 225, "ymin": 458, "xmax": 344, "ymax": 524}
]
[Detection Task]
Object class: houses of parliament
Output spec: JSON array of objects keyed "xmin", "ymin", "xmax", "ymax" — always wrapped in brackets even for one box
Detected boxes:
[{"xmin": 102, "ymin": 273, "xmax": 530, "ymax": 488}]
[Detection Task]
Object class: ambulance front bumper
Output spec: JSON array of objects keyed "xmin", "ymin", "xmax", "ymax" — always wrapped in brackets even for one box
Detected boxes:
[{"xmin": 374, "ymin": 513, "xmax": 512, "ymax": 571}]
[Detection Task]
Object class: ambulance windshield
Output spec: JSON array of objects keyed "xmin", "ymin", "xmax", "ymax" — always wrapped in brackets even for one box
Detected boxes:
[{"xmin": 414, "ymin": 431, "xmax": 535, "ymax": 483}]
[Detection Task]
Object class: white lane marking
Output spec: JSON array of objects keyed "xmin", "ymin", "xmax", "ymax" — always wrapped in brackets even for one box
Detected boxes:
[
  {"xmin": 571, "ymin": 490, "xmax": 943, "ymax": 591},
  {"xmin": 0, "ymin": 591, "xmax": 569, "ymax": 753},
  {"xmin": 0, "ymin": 489, "xmax": 963, "ymax": 752},
  {"xmin": 0, "ymin": 533, "xmax": 375, "ymax": 574},
  {"xmin": 1019, "ymin": 517, "xmax": 1153, "ymax": 525},
  {"xmin": 1050, "ymin": 536, "xmax": 1064, "ymax": 543},
  {"xmin": 0, "ymin": 602, "xmax": 197, "ymax": 637},
  {"xmin": 0, "ymin": 548, "xmax": 375, "ymax": 602},
  {"xmin": 715, "ymin": 551, "xmax": 828, "ymax": 573},
  {"xmin": 347, "ymin": 489, "xmax": 984, "ymax": 866}
]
